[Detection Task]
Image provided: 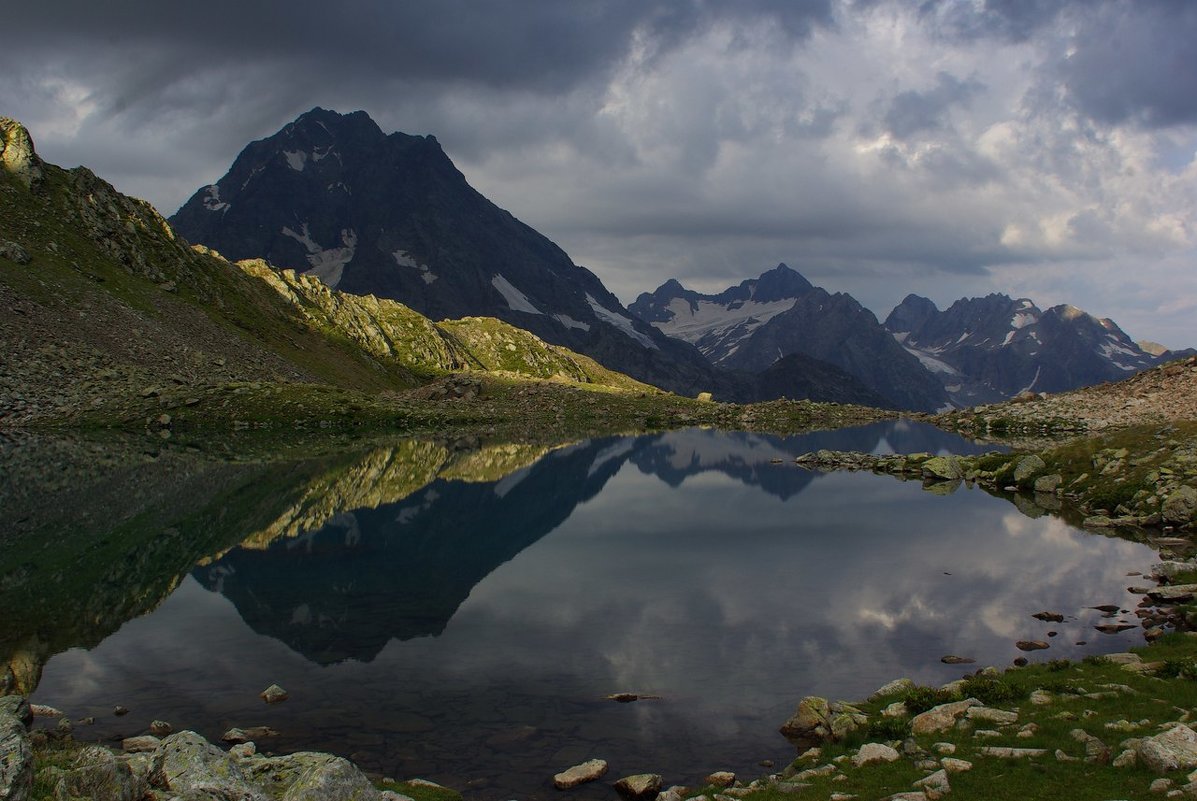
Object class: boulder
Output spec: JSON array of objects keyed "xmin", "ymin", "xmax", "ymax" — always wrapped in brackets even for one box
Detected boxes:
[
  {"xmin": 780, "ymin": 696, "xmax": 830, "ymax": 739},
  {"xmin": 1016, "ymin": 640, "xmax": 1050, "ymax": 651},
  {"xmin": 869, "ymin": 678, "xmax": 914, "ymax": 701},
  {"xmin": 553, "ymin": 759, "xmax": 608, "ymax": 790},
  {"xmin": 703, "ymin": 772, "xmax": 734, "ymax": 788},
  {"xmin": 1138, "ymin": 725, "xmax": 1197, "ymax": 774},
  {"xmin": 0, "ymin": 697, "xmax": 31, "ymax": 730},
  {"xmin": 1034, "ymin": 473, "xmax": 1062, "ymax": 493},
  {"xmin": 914, "ymin": 769, "xmax": 950, "ymax": 800},
  {"xmin": 941, "ymin": 758, "xmax": 972, "ymax": 773},
  {"xmin": 965, "ymin": 707, "xmax": 1018, "ymax": 726},
  {"xmin": 852, "ymin": 743, "xmax": 900, "ymax": 767},
  {"xmin": 1162, "ymin": 487, "xmax": 1197, "ymax": 525},
  {"xmin": 148, "ymin": 730, "xmax": 265, "ymax": 801},
  {"xmin": 0, "ymin": 241, "xmax": 30, "ymax": 265},
  {"xmin": 121, "ymin": 735, "xmax": 160, "ymax": 753},
  {"xmin": 615, "ymin": 773, "xmax": 663, "ymax": 799},
  {"xmin": 0, "ymin": 706, "xmax": 33, "ymax": 801},
  {"xmin": 55, "ymin": 745, "xmax": 146, "ymax": 801},
  {"xmin": 922, "ymin": 456, "xmax": 964, "ymax": 481},
  {"xmin": 273, "ymin": 754, "xmax": 380, "ymax": 801},
  {"xmin": 911, "ymin": 699, "xmax": 980, "ymax": 735},
  {"xmin": 1012, "ymin": 454, "xmax": 1047, "ymax": 485}
]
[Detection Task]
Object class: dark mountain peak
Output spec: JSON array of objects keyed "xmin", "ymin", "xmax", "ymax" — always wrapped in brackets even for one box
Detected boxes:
[
  {"xmin": 752, "ymin": 262, "xmax": 812, "ymax": 301},
  {"xmin": 884, "ymin": 294, "xmax": 939, "ymax": 336}
]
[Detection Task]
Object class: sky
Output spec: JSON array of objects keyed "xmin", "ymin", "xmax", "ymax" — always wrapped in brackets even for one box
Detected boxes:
[{"xmin": 3, "ymin": 0, "xmax": 1196, "ymax": 347}]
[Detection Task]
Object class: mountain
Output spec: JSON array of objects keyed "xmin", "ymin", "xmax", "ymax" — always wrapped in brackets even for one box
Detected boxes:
[
  {"xmin": 169, "ymin": 107, "xmax": 745, "ymax": 397},
  {"xmin": 0, "ymin": 115, "xmax": 663, "ymax": 432},
  {"xmin": 884, "ymin": 293, "xmax": 1168, "ymax": 404},
  {"xmin": 629, "ymin": 264, "xmax": 948, "ymax": 411}
]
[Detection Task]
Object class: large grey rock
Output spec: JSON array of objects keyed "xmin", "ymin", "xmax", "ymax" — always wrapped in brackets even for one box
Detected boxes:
[
  {"xmin": 614, "ymin": 773, "xmax": 662, "ymax": 799},
  {"xmin": 0, "ymin": 241, "xmax": 30, "ymax": 265},
  {"xmin": 965, "ymin": 706, "xmax": 1018, "ymax": 725},
  {"xmin": 0, "ymin": 698, "xmax": 30, "ymax": 730},
  {"xmin": 553, "ymin": 759, "xmax": 608, "ymax": 789},
  {"xmin": 869, "ymin": 678, "xmax": 914, "ymax": 701},
  {"xmin": 241, "ymin": 752, "xmax": 381, "ymax": 801},
  {"xmin": 0, "ymin": 708, "xmax": 31, "ymax": 801},
  {"xmin": 779, "ymin": 697, "xmax": 865, "ymax": 741},
  {"xmin": 911, "ymin": 699, "xmax": 980, "ymax": 735},
  {"xmin": 922, "ymin": 456, "xmax": 964, "ymax": 481},
  {"xmin": 55, "ymin": 745, "xmax": 146, "ymax": 801},
  {"xmin": 1162, "ymin": 486, "xmax": 1197, "ymax": 525},
  {"xmin": 1012, "ymin": 454, "xmax": 1047, "ymax": 485},
  {"xmin": 852, "ymin": 743, "xmax": 900, "ymax": 767},
  {"xmin": 0, "ymin": 118, "xmax": 43, "ymax": 190},
  {"xmin": 148, "ymin": 730, "xmax": 265, "ymax": 801},
  {"xmin": 1138, "ymin": 724, "xmax": 1197, "ymax": 774}
]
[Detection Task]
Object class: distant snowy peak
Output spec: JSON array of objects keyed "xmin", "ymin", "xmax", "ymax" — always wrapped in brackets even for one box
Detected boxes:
[
  {"xmin": 883, "ymin": 292, "xmax": 1159, "ymax": 404},
  {"xmin": 628, "ymin": 263, "xmax": 812, "ymax": 364}
]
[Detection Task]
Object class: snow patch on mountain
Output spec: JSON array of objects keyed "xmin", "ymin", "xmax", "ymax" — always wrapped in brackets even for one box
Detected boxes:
[
  {"xmin": 491, "ymin": 274, "xmax": 542, "ymax": 315},
  {"xmin": 283, "ymin": 150, "xmax": 307, "ymax": 171},
  {"xmin": 1011, "ymin": 311, "xmax": 1035, "ymax": 328},
  {"xmin": 281, "ymin": 223, "xmax": 357, "ymax": 288},
  {"xmin": 393, "ymin": 250, "xmax": 437, "ymax": 284},
  {"xmin": 587, "ymin": 294, "xmax": 657, "ymax": 349},
  {"xmin": 903, "ymin": 346, "xmax": 962, "ymax": 377},
  {"xmin": 202, "ymin": 185, "xmax": 228, "ymax": 213},
  {"xmin": 554, "ymin": 313, "xmax": 590, "ymax": 331},
  {"xmin": 656, "ymin": 297, "xmax": 796, "ymax": 344}
]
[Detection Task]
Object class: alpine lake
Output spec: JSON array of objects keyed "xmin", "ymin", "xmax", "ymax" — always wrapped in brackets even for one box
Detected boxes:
[{"xmin": 1, "ymin": 420, "xmax": 1165, "ymax": 800}]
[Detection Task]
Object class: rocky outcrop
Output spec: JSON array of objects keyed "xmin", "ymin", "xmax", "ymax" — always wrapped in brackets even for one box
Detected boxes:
[
  {"xmin": 54, "ymin": 745, "xmax": 146, "ymax": 801},
  {"xmin": 148, "ymin": 730, "xmax": 265, "ymax": 800},
  {"xmin": 0, "ymin": 118, "xmax": 43, "ymax": 190},
  {"xmin": 779, "ymin": 696, "xmax": 867, "ymax": 742},
  {"xmin": 0, "ymin": 696, "xmax": 32, "ymax": 801}
]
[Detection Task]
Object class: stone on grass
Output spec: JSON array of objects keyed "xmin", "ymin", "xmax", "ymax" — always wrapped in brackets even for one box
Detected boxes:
[
  {"xmin": 852, "ymin": 743, "xmax": 899, "ymax": 767},
  {"xmin": 979, "ymin": 746, "xmax": 1047, "ymax": 758},
  {"xmin": 251, "ymin": 752, "xmax": 381, "ymax": 801},
  {"xmin": 911, "ymin": 699, "xmax": 980, "ymax": 735},
  {"xmin": 147, "ymin": 730, "xmax": 265, "ymax": 800},
  {"xmin": 1138, "ymin": 725, "xmax": 1197, "ymax": 774},
  {"xmin": 553, "ymin": 759, "xmax": 608, "ymax": 789},
  {"xmin": 966, "ymin": 707, "xmax": 1018, "ymax": 725},
  {"xmin": 914, "ymin": 769, "xmax": 950, "ymax": 800},
  {"xmin": 1112, "ymin": 749, "xmax": 1136, "ymax": 768},
  {"xmin": 615, "ymin": 773, "xmax": 663, "ymax": 799},
  {"xmin": 1012, "ymin": 454, "xmax": 1046, "ymax": 484},
  {"xmin": 933, "ymin": 743, "xmax": 956, "ymax": 755},
  {"xmin": 941, "ymin": 758, "xmax": 972, "ymax": 773},
  {"xmin": 869, "ymin": 678, "xmax": 915, "ymax": 701},
  {"xmin": 882, "ymin": 702, "xmax": 908, "ymax": 718}
]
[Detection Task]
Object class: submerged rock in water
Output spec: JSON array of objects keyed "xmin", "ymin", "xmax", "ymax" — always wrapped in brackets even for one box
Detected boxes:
[
  {"xmin": 615, "ymin": 773, "xmax": 663, "ymax": 799},
  {"xmin": 260, "ymin": 684, "xmax": 288, "ymax": 704}
]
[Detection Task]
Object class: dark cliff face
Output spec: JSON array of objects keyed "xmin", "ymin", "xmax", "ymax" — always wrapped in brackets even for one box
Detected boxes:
[{"xmin": 631, "ymin": 265, "xmax": 948, "ymax": 412}]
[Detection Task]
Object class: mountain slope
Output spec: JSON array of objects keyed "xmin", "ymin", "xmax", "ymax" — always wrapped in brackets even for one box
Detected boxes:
[
  {"xmin": 0, "ymin": 117, "xmax": 651, "ymax": 428},
  {"xmin": 885, "ymin": 293, "xmax": 1164, "ymax": 404},
  {"xmin": 630, "ymin": 264, "xmax": 948, "ymax": 411},
  {"xmin": 169, "ymin": 107, "xmax": 727, "ymax": 396}
]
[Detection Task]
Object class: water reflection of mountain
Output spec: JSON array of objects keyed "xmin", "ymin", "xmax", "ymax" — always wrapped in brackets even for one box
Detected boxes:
[
  {"xmin": 194, "ymin": 422, "xmax": 998, "ymax": 664},
  {"xmin": 191, "ymin": 439, "xmax": 631, "ymax": 664}
]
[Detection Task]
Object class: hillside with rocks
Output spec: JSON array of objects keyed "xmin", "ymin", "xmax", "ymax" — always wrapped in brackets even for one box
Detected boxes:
[{"xmin": 0, "ymin": 117, "xmax": 663, "ymax": 431}]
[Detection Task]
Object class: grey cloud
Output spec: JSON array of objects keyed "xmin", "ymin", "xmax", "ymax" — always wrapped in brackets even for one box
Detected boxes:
[
  {"xmin": 883, "ymin": 72, "xmax": 985, "ymax": 138},
  {"xmin": 1058, "ymin": 1, "xmax": 1197, "ymax": 128},
  {"xmin": 917, "ymin": 0, "xmax": 1068, "ymax": 42}
]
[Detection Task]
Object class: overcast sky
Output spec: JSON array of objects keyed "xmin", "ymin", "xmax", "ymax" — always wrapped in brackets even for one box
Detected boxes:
[{"xmin": 4, "ymin": 0, "xmax": 1195, "ymax": 346}]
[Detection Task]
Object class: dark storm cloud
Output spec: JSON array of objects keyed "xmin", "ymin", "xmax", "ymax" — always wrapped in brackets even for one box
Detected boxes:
[
  {"xmin": 882, "ymin": 72, "xmax": 984, "ymax": 138},
  {"xmin": 8, "ymin": 0, "xmax": 832, "ymax": 102},
  {"xmin": 1058, "ymin": 1, "xmax": 1197, "ymax": 128}
]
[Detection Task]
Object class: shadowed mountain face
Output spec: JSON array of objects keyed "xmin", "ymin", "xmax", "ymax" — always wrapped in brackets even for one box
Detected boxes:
[
  {"xmin": 884, "ymin": 293, "xmax": 1169, "ymax": 404},
  {"xmin": 169, "ymin": 108, "xmax": 737, "ymax": 398},
  {"xmin": 630, "ymin": 264, "xmax": 948, "ymax": 412}
]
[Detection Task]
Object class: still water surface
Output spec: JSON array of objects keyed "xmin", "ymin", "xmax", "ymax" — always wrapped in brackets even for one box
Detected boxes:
[{"xmin": 32, "ymin": 422, "xmax": 1158, "ymax": 799}]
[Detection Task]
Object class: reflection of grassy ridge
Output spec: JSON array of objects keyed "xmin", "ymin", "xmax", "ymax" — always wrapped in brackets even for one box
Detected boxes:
[
  {"xmin": 225, "ymin": 440, "xmax": 451, "ymax": 551},
  {"xmin": 0, "ymin": 442, "xmax": 369, "ymax": 694},
  {"xmin": 438, "ymin": 441, "xmax": 561, "ymax": 483}
]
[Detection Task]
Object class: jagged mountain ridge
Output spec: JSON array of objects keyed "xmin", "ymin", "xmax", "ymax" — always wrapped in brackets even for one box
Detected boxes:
[
  {"xmin": 630, "ymin": 264, "xmax": 949, "ymax": 412},
  {"xmin": 884, "ymin": 293, "xmax": 1171, "ymax": 404}
]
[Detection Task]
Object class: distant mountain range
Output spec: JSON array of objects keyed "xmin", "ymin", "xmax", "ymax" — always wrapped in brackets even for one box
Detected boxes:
[
  {"xmin": 170, "ymin": 108, "xmax": 1190, "ymax": 411},
  {"xmin": 631, "ymin": 265, "xmax": 1191, "ymax": 410}
]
